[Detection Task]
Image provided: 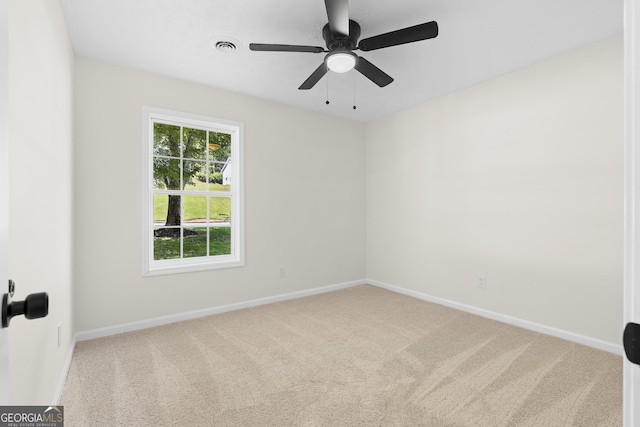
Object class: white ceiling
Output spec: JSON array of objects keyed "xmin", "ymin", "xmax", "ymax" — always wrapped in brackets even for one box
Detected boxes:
[{"xmin": 60, "ymin": 0, "xmax": 623, "ymax": 122}]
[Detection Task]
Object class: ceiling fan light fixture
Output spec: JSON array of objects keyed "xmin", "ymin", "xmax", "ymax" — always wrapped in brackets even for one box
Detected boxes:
[{"xmin": 326, "ymin": 52, "xmax": 357, "ymax": 73}]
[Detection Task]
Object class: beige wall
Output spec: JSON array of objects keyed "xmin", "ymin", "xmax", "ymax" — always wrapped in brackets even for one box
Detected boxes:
[
  {"xmin": 73, "ymin": 59, "xmax": 367, "ymax": 331},
  {"xmin": 366, "ymin": 37, "xmax": 624, "ymax": 345},
  {"xmin": 8, "ymin": 0, "xmax": 74, "ymax": 404}
]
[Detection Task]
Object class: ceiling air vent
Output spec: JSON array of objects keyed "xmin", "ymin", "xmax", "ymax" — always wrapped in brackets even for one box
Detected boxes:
[
  {"xmin": 215, "ymin": 41, "xmax": 237, "ymax": 52},
  {"xmin": 210, "ymin": 36, "xmax": 241, "ymax": 53}
]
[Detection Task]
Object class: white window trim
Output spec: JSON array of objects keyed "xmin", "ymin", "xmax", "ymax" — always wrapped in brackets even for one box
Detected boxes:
[{"xmin": 142, "ymin": 106, "xmax": 245, "ymax": 276}]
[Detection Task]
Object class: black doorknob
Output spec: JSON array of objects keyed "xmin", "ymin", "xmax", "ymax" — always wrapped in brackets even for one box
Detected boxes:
[
  {"xmin": 624, "ymin": 322, "xmax": 640, "ymax": 365},
  {"xmin": 1, "ymin": 292, "xmax": 49, "ymax": 328}
]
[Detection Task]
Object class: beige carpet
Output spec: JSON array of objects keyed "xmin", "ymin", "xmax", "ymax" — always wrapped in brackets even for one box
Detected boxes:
[{"xmin": 61, "ymin": 285, "xmax": 622, "ymax": 426}]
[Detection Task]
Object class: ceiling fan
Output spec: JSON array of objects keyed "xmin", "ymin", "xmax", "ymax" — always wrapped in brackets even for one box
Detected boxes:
[{"xmin": 249, "ymin": 0, "xmax": 438, "ymax": 90}]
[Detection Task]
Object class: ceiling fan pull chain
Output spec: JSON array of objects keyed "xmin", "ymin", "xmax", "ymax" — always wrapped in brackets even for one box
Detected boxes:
[
  {"xmin": 353, "ymin": 76, "xmax": 357, "ymax": 110},
  {"xmin": 326, "ymin": 74, "xmax": 330, "ymax": 105}
]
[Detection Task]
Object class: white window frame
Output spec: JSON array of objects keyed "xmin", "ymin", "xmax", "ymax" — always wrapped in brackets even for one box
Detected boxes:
[{"xmin": 142, "ymin": 106, "xmax": 244, "ymax": 276}]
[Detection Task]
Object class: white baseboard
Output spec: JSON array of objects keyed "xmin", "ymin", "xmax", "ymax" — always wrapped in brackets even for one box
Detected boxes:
[
  {"xmin": 74, "ymin": 278, "xmax": 624, "ymax": 355},
  {"xmin": 61, "ymin": 278, "xmax": 621, "ymax": 399},
  {"xmin": 76, "ymin": 279, "xmax": 366, "ymax": 342},
  {"xmin": 53, "ymin": 334, "xmax": 77, "ymax": 404},
  {"xmin": 368, "ymin": 279, "xmax": 623, "ymax": 356}
]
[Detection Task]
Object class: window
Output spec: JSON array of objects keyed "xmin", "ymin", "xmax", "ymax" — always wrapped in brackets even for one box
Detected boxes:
[{"xmin": 142, "ymin": 107, "xmax": 244, "ymax": 276}]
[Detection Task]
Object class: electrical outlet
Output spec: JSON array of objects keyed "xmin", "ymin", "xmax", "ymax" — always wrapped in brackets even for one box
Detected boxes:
[
  {"xmin": 57, "ymin": 322, "xmax": 62, "ymax": 348},
  {"xmin": 477, "ymin": 276, "xmax": 487, "ymax": 289},
  {"xmin": 277, "ymin": 266, "xmax": 286, "ymax": 277}
]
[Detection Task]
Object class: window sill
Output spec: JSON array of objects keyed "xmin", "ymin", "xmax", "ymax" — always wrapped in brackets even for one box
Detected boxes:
[{"xmin": 143, "ymin": 257, "xmax": 244, "ymax": 277}]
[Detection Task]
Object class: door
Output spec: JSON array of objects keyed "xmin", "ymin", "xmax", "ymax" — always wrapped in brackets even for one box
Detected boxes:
[
  {"xmin": 0, "ymin": 0, "xmax": 9, "ymax": 405},
  {"xmin": 624, "ymin": 0, "xmax": 640, "ymax": 425}
]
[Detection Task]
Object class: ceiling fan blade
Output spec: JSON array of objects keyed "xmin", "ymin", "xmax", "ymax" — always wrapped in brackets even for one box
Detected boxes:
[
  {"xmin": 299, "ymin": 63, "xmax": 329, "ymax": 90},
  {"xmin": 324, "ymin": 0, "xmax": 350, "ymax": 37},
  {"xmin": 358, "ymin": 21, "xmax": 438, "ymax": 52},
  {"xmin": 355, "ymin": 56, "xmax": 393, "ymax": 87},
  {"xmin": 250, "ymin": 43, "xmax": 325, "ymax": 53}
]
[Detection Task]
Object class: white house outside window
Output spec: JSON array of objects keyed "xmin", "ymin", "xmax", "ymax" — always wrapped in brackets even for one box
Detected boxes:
[{"xmin": 142, "ymin": 107, "xmax": 244, "ymax": 276}]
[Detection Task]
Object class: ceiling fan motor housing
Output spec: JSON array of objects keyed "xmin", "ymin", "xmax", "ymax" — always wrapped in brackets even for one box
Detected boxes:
[{"xmin": 322, "ymin": 19, "xmax": 361, "ymax": 51}]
